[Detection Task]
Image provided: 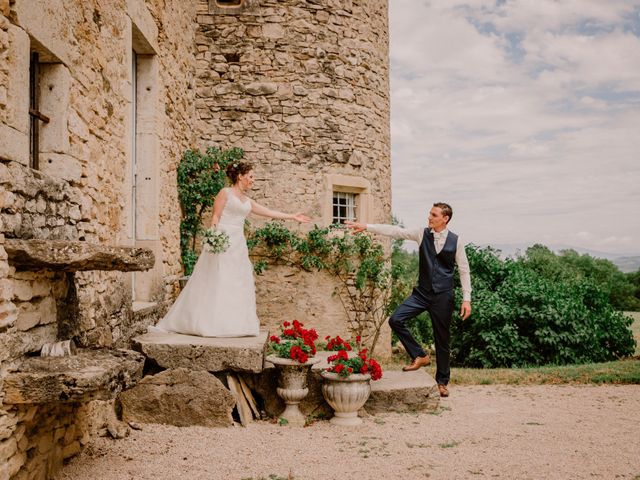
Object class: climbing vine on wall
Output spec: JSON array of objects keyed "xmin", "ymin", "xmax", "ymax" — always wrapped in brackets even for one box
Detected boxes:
[
  {"xmin": 177, "ymin": 146, "xmax": 244, "ymax": 275},
  {"xmin": 247, "ymin": 223, "xmax": 393, "ymax": 355}
]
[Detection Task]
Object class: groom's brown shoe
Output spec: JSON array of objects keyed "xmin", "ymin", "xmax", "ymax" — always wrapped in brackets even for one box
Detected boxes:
[
  {"xmin": 402, "ymin": 355, "xmax": 431, "ymax": 371},
  {"xmin": 437, "ymin": 384, "xmax": 449, "ymax": 397}
]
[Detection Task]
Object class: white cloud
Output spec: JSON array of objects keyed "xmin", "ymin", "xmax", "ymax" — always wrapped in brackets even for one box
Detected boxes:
[{"xmin": 389, "ymin": 1, "xmax": 640, "ymax": 255}]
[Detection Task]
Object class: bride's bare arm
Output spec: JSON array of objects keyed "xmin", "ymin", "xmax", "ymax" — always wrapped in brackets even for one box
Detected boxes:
[
  {"xmin": 211, "ymin": 188, "xmax": 228, "ymax": 227},
  {"xmin": 250, "ymin": 199, "xmax": 310, "ymax": 223}
]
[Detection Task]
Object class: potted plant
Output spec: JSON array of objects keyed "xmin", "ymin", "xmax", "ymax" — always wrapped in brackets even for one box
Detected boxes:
[
  {"xmin": 266, "ymin": 320, "xmax": 320, "ymax": 426},
  {"xmin": 321, "ymin": 345, "xmax": 383, "ymax": 426}
]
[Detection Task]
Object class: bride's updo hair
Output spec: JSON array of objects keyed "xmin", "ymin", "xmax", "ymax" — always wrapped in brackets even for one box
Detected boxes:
[{"xmin": 225, "ymin": 161, "xmax": 253, "ymax": 185}]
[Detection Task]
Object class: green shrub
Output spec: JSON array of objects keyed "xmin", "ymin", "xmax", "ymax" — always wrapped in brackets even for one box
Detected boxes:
[{"xmin": 450, "ymin": 246, "xmax": 636, "ymax": 367}]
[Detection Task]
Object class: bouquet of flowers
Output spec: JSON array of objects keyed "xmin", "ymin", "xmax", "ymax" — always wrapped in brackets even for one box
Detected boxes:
[
  {"xmin": 326, "ymin": 348, "xmax": 383, "ymax": 381},
  {"xmin": 201, "ymin": 227, "xmax": 230, "ymax": 254},
  {"xmin": 268, "ymin": 320, "xmax": 319, "ymax": 363}
]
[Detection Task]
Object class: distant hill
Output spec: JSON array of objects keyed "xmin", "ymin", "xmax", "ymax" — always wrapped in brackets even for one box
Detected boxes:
[
  {"xmin": 488, "ymin": 243, "xmax": 640, "ymax": 273},
  {"xmin": 612, "ymin": 257, "xmax": 640, "ymax": 273},
  {"xmin": 401, "ymin": 241, "xmax": 640, "ymax": 272}
]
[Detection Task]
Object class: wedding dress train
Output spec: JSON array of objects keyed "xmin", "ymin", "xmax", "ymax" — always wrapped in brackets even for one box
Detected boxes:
[{"xmin": 150, "ymin": 189, "xmax": 259, "ymax": 337}]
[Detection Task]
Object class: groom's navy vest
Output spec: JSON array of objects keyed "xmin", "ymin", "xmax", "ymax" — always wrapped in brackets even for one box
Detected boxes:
[{"xmin": 417, "ymin": 228, "xmax": 458, "ymax": 294}]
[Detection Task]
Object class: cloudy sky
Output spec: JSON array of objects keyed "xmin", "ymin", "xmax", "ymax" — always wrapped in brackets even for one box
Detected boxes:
[{"xmin": 388, "ymin": 0, "xmax": 640, "ymax": 255}]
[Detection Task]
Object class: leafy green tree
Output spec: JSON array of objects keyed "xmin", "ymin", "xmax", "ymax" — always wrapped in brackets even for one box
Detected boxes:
[
  {"xmin": 523, "ymin": 245, "xmax": 640, "ymax": 311},
  {"xmin": 450, "ymin": 245, "xmax": 636, "ymax": 367},
  {"xmin": 626, "ymin": 269, "xmax": 640, "ymax": 309}
]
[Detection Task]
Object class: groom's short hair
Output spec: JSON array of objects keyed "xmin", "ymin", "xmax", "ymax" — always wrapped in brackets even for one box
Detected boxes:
[{"xmin": 433, "ymin": 202, "xmax": 453, "ymax": 223}]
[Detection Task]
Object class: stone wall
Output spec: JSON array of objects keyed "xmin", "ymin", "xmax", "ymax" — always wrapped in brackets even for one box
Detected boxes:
[
  {"xmin": 194, "ymin": 0, "xmax": 392, "ymax": 348},
  {"xmin": 0, "ymin": 403, "xmax": 89, "ymax": 480},
  {"xmin": 0, "ymin": 1, "xmax": 199, "ymax": 477}
]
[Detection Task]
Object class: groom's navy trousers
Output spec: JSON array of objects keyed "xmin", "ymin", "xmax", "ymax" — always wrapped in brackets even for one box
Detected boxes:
[
  {"xmin": 389, "ymin": 227, "xmax": 459, "ymax": 386},
  {"xmin": 389, "ymin": 287, "xmax": 454, "ymax": 386}
]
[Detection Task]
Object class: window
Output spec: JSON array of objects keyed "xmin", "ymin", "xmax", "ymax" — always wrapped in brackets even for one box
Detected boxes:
[
  {"xmin": 28, "ymin": 52, "xmax": 49, "ymax": 169},
  {"xmin": 323, "ymin": 174, "xmax": 372, "ymax": 226},
  {"xmin": 216, "ymin": 0, "xmax": 242, "ymax": 6},
  {"xmin": 332, "ymin": 192, "xmax": 357, "ymax": 224}
]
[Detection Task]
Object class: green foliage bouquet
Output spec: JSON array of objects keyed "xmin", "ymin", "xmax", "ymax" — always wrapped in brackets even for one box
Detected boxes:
[
  {"xmin": 268, "ymin": 320, "xmax": 319, "ymax": 363},
  {"xmin": 201, "ymin": 228, "xmax": 230, "ymax": 254}
]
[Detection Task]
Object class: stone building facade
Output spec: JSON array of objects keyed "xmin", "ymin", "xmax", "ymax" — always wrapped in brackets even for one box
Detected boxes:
[
  {"xmin": 195, "ymin": 0, "xmax": 391, "ymax": 341},
  {"xmin": 0, "ymin": 0, "xmax": 390, "ymax": 477},
  {"xmin": 0, "ymin": 0, "xmax": 198, "ymax": 477}
]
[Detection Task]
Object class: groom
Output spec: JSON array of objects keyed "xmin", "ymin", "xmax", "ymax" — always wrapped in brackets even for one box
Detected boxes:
[{"xmin": 346, "ymin": 202, "xmax": 472, "ymax": 397}]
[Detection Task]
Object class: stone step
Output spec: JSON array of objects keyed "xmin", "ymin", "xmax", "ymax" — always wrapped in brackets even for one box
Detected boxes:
[
  {"xmin": 367, "ymin": 369, "xmax": 439, "ymax": 414},
  {"xmin": 258, "ymin": 354, "xmax": 440, "ymax": 418},
  {"xmin": 132, "ymin": 330, "xmax": 269, "ymax": 373},
  {"xmin": 3, "ymin": 349, "xmax": 144, "ymax": 404}
]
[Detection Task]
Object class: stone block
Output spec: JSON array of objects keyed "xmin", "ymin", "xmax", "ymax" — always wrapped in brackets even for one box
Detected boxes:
[
  {"xmin": 4, "ymin": 239, "xmax": 155, "ymax": 272},
  {"xmin": 16, "ymin": 296, "xmax": 56, "ymax": 331},
  {"xmin": 38, "ymin": 63, "xmax": 71, "ymax": 155},
  {"xmin": 39, "ymin": 154, "xmax": 82, "ymax": 183},
  {"xmin": 0, "ymin": 324, "xmax": 58, "ymax": 362},
  {"xmin": 2, "ymin": 349, "xmax": 144, "ymax": 404},
  {"xmin": 61, "ymin": 440, "xmax": 80, "ymax": 459},
  {"xmin": 244, "ymin": 82, "xmax": 278, "ymax": 96},
  {"xmin": 0, "ymin": 437, "xmax": 17, "ymax": 463},
  {"xmin": 13, "ymin": 0, "xmax": 69, "ymax": 65},
  {"xmin": 366, "ymin": 369, "xmax": 439, "ymax": 414},
  {"xmin": 6, "ymin": 450, "xmax": 25, "ymax": 477},
  {"xmin": 118, "ymin": 368, "xmax": 236, "ymax": 428},
  {"xmin": 262, "ymin": 23, "xmax": 284, "ymax": 39},
  {"xmin": 0, "ymin": 413, "xmax": 17, "ymax": 441},
  {"xmin": 11, "ymin": 280, "xmax": 33, "ymax": 302},
  {"xmin": 133, "ymin": 330, "xmax": 268, "ymax": 373},
  {"xmin": 5, "ymin": 25, "xmax": 29, "ymax": 136},
  {"xmin": 36, "ymin": 431, "xmax": 53, "ymax": 454},
  {"xmin": 0, "ymin": 301, "xmax": 17, "ymax": 331}
]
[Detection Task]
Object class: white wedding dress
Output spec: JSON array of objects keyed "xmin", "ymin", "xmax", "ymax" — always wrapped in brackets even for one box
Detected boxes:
[{"xmin": 150, "ymin": 189, "xmax": 260, "ymax": 337}]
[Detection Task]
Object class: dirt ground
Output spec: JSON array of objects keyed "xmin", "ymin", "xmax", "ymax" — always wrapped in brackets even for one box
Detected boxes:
[{"xmin": 56, "ymin": 384, "xmax": 640, "ymax": 480}]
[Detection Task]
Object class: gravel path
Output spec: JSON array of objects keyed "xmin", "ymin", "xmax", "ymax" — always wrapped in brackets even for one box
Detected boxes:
[{"xmin": 56, "ymin": 385, "xmax": 640, "ymax": 480}]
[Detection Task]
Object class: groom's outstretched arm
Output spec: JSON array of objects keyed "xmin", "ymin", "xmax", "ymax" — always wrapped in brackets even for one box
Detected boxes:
[{"xmin": 345, "ymin": 221, "xmax": 422, "ymax": 243}]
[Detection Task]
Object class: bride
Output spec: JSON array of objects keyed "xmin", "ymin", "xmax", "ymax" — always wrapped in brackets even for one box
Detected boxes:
[{"xmin": 150, "ymin": 161, "xmax": 310, "ymax": 337}]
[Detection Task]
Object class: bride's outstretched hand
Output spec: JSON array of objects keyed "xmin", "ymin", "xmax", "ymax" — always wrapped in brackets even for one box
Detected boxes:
[{"xmin": 292, "ymin": 213, "xmax": 311, "ymax": 223}]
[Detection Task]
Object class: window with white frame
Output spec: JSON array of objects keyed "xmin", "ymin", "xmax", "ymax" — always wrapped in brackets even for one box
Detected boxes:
[{"xmin": 332, "ymin": 191, "xmax": 358, "ymax": 224}]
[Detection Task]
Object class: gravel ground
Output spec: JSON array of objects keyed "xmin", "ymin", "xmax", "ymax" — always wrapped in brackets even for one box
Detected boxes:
[{"xmin": 56, "ymin": 385, "xmax": 640, "ymax": 480}]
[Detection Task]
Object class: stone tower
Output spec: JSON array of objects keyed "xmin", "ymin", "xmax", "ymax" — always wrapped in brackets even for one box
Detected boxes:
[{"xmin": 195, "ymin": 0, "xmax": 392, "ymax": 344}]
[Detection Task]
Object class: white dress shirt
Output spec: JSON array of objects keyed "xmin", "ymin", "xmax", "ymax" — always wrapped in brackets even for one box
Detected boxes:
[{"xmin": 366, "ymin": 224, "xmax": 472, "ymax": 302}]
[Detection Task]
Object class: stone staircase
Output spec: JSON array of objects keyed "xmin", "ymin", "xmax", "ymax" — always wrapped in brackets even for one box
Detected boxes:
[{"xmin": 122, "ymin": 330, "xmax": 440, "ymax": 426}]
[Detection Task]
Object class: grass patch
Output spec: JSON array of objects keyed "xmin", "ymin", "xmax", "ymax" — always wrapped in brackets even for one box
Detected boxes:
[
  {"xmin": 384, "ymin": 355, "xmax": 640, "ymax": 385},
  {"xmin": 385, "ymin": 315, "xmax": 640, "ymax": 385},
  {"xmin": 439, "ymin": 441, "xmax": 460, "ymax": 448}
]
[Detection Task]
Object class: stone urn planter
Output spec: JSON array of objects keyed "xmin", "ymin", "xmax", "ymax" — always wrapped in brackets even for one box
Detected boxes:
[
  {"xmin": 266, "ymin": 355, "xmax": 321, "ymax": 426},
  {"xmin": 321, "ymin": 370, "xmax": 372, "ymax": 426}
]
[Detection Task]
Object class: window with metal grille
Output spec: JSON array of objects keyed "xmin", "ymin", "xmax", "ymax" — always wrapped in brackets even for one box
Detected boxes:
[
  {"xmin": 332, "ymin": 192, "xmax": 357, "ymax": 224},
  {"xmin": 28, "ymin": 52, "xmax": 50, "ymax": 170}
]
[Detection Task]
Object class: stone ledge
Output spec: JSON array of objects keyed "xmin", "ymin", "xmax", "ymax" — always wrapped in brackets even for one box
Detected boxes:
[
  {"xmin": 4, "ymin": 239, "xmax": 155, "ymax": 272},
  {"xmin": 132, "ymin": 330, "xmax": 268, "ymax": 373},
  {"xmin": 2, "ymin": 349, "xmax": 145, "ymax": 404},
  {"xmin": 367, "ymin": 369, "xmax": 439, "ymax": 414}
]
